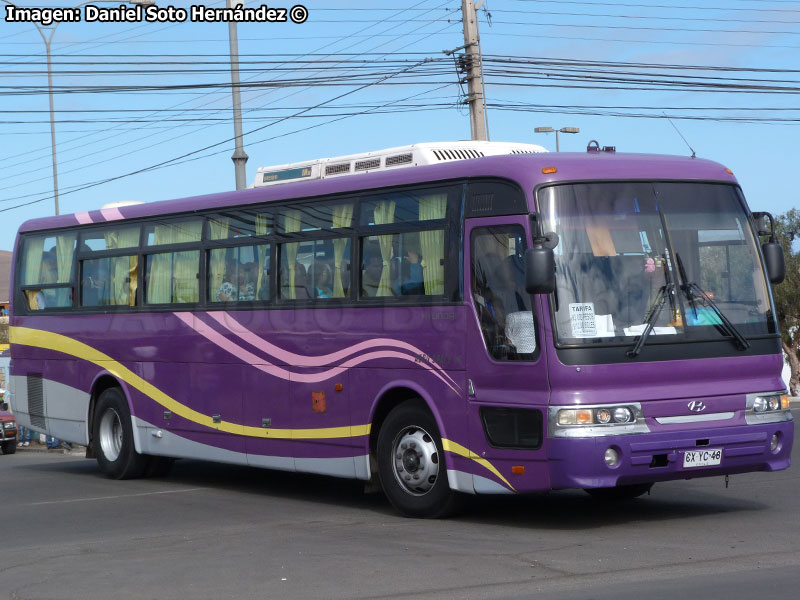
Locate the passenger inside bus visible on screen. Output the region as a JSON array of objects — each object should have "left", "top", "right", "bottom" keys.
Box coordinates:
[
  {"left": 393, "top": 241, "right": 425, "bottom": 296},
  {"left": 361, "top": 248, "right": 383, "bottom": 297}
]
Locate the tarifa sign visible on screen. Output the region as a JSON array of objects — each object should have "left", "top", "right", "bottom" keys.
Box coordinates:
[{"left": 3, "top": 4, "right": 309, "bottom": 25}]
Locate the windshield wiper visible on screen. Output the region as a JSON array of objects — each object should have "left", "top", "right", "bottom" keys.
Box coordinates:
[
  {"left": 675, "top": 253, "right": 750, "bottom": 351},
  {"left": 627, "top": 282, "right": 673, "bottom": 358}
]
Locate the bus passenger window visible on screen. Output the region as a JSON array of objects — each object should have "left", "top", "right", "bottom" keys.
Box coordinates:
[
  {"left": 280, "top": 238, "right": 348, "bottom": 301},
  {"left": 82, "top": 256, "right": 138, "bottom": 307},
  {"left": 146, "top": 251, "right": 199, "bottom": 304},
  {"left": 21, "top": 233, "right": 76, "bottom": 310},
  {"left": 471, "top": 227, "right": 536, "bottom": 360},
  {"left": 360, "top": 230, "right": 444, "bottom": 298},
  {"left": 209, "top": 245, "right": 269, "bottom": 303}
]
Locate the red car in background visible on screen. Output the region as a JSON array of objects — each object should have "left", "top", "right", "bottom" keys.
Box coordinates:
[{"left": 0, "top": 401, "right": 15, "bottom": 455}]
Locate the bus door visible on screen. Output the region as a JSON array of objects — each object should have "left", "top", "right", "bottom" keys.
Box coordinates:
[{"left": 464, "top": 217, "right": 551, "bottom": 493}]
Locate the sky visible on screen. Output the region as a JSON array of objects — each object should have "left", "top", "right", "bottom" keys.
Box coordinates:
[{"left": 1, "top": 0, "right": 799, "bottom": 251}]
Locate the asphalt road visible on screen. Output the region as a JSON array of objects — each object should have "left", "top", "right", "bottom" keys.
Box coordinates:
[{"left": 2, "top": 414, "right": 800, "bottom": 600}]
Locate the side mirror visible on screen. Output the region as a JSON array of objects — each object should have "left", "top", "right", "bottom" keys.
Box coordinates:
[
  {"left": 762, "top": 241, "right": 786, "bottom": 285},
  {"left": 752, "top": 212, "right": 772, "bottom": 237},
  {"left": 525, "top": 233, "right": 557, "bottom": 294}
]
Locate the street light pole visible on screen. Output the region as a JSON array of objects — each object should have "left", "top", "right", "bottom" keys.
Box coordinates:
[
  {"left": 1, "top": 0, "right": 154, "bottom": 215},
  {"left": 534, "top": 126, "right": 580, "bottom": 152},
  {"left": 227, "top": 0, "right": 248, "bottom": 190}
]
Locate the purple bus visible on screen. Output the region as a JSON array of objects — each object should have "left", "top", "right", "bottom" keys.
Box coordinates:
[{"left": 7, "top": 141, "right": 792, "bottom": 517}]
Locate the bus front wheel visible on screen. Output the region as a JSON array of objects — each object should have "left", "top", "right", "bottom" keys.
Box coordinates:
[
  {"left": 376, "top": 400, "right": 460, "bottom": 518},
  {"left": 93, "top": 387, "right": 147, "bottom": 479}
]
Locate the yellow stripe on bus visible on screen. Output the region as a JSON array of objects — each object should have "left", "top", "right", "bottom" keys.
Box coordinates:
[
  {"left": 441, "top": 438, "right": 515, "bottom": 492},
  {"left": 9, "top": 326, "right": 370, "bottom": 440}
]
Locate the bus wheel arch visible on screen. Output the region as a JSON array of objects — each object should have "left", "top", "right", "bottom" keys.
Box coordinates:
[
  {"left": 370, "top": 387, "right": 460, "bottom": 518},
  {"left": 87, "top": 374, "right": 127, "bottom": 457},
  {"left": 92, "top": 385, "right": 148, "bottom": 479}
]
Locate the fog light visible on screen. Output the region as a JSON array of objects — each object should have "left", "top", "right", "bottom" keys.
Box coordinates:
[
  {"left": 753, "top": 397, "right": 768, "bottom": 413},
  {"left": 604, "top": 447, "right": 620, "bottom": 467},
  {"left": 771, "top": 433, "right": 780, "bottom": 453},
  {"left": 596, "top": 409, "right": 612, "bottom": 424},
  {"left": 612, "top": 407, "right": 633, "bottom": 423}
]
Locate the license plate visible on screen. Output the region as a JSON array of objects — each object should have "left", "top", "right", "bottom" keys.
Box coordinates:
[{"left": 683, "top": 449, "right": 722, "bottom": 468}]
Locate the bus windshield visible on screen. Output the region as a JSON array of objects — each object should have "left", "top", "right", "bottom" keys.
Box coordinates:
[{"left": 539, "top": 182, "right": 776, "bottom": 347}]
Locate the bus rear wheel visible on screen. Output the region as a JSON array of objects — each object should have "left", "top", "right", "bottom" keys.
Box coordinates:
[
  {"left": 376, "top": 400, "right": 460, "bottom": 518},
  {"left": 93, "top": 387, "right": 147, "bottom": 479},
  {"left": 1, "top": 440, "right": 16, "bottom": 455}
]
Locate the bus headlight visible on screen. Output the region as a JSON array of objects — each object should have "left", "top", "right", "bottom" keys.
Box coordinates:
[
  {"left": 550, "top": 403, "right": 648, "bottom": 437},
  {"left": 752, "top": 394, "right": 786, "bottom": 414},
  {"left": 612, "top": 407, "right": 633, "bottom": 423},
  {"left": 745, "top": 392, "right": 792, "bottom": 425},
  {"left": 556, "top": 406, "right": 639, "bottom": 426}
]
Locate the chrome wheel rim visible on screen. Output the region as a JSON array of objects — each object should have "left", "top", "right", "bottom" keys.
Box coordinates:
[
  {"left": 391, "top": 425, "right": 440, "bottom": 496},
  {"left": 99, "top": 408, "right": 123, "bottom": 462}
]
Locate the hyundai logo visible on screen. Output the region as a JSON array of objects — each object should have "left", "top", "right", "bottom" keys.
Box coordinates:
[{"left": 688, "top": 401, "right": 706, "bottom": 413}]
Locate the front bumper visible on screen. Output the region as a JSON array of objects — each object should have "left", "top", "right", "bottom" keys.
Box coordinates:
[{"left": 547, "top": 420, "right": 794, "bottom": 490}]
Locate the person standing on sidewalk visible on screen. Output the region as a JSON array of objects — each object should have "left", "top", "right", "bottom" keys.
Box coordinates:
[{"left": 18, "top": 425, "right": 32, "bottom": 447}]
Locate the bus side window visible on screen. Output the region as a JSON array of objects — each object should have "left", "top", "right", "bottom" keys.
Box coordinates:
[{"left": 21, "top": 233, "right": 76, "bottom": 311}]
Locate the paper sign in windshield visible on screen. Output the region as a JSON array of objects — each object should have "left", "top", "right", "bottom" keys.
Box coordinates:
[{"left": 569, "top": 303, "right": 597, "bottom": 337}]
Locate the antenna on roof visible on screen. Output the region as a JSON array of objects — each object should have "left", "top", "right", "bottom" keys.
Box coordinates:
[{"left": 663, "top": 112, "right": 696, "bottom": 159}]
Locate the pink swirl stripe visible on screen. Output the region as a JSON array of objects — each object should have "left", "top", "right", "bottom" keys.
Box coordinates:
[
  {"left": 174, "top": 313, "right": 461, "bottom": 394},
  {"left": 206, "top": 311, "right": 460, "bottom": 391}
]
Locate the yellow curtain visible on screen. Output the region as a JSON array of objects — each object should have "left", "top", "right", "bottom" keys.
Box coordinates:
[
  {"left": 53, "top": 233, "right": 76, "bottom": 306},
  {"left": 332, "top": 204, "right": 353, "bottom": 298},
  {"left": 283, "top": 210, "right": 301, "bottom": 299},
  {"left": 23, "top": 236, "right": 45, "bottom": 285},
  {"left": 104, "top": 227, "right": 140, "bottom": 306},
  {"left": 173, "top": 251, "right": 200, "bottom": 303},
  {"left": 208, "top": 218, "right": 230, "bottom": 300},
  {"left": 149, "top": 220, "right": 201, "bottom": 303},
  {"left": 255, "top": 214, "right": 270, "bottom": 299},
  {"left": 373, "top": 201, "right": 395, "bottom": 297},
  {"left": 55, "top": 233, "right": 75, "bottom": 283},
  {"left": 419, "top": 194, "right": 447, "bottom": 295},
  {"left": 25, "top": 290, "right": 39, "bottom": 310}
]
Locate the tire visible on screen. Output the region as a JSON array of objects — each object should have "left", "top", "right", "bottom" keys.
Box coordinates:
[
  {"left": 93, "top": 387, "right": 147, "bottom": 479},
  {"left": 585, "top": 483, "right": 653, "bottom": 501},
  {"left": 376, "top": 400, "right": 460, "bottom": 518},
  {"left": 144, "top": 455, "right": 174, "bottom": 478},
  {"left": 1, "top": 439, "right": 17, "bottom": 455}
]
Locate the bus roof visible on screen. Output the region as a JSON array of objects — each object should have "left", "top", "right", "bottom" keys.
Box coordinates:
[{"left": 18, "top": 150, "right": 738, "bottom": 234}]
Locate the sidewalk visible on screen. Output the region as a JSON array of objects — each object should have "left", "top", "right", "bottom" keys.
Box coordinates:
[{"left": 15, "top": 442, "right": 84, "bottom": 456}]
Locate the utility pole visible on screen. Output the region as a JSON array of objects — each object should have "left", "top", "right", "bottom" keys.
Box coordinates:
[
  {"left": 228, "top": 0, "right": 248, "bottom": 190},
  {"left": 461, "top": 0, "right": 487, "bottom": 141}
]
